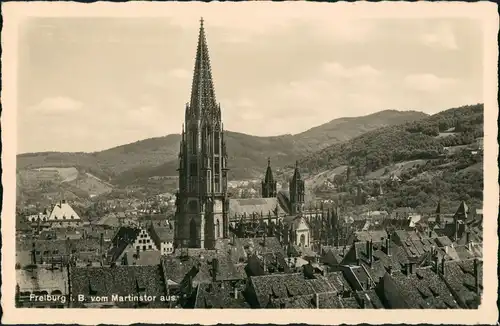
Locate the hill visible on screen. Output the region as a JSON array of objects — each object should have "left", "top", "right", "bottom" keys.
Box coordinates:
[
  {"left": 293, "top": 104, "right": 484, "bottom": 211},
  {"left": 17, "top": 109, "right": 427, "bottom": 193}
]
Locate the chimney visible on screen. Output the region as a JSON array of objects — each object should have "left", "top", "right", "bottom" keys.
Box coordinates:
[
  {"left": 360, "top": 298, "right": 366, "bottom": 309},
  {"left": 409, "top": 262, "right": 415, "bottom": 274},
  {"left": 441, "top": 258, "right": 446, "bottom": 276},
  {"left": 314, "top": 293, "right": 320, "bottom": 309},
  {"left": 234, "top": 287, "right": 239, "bottom": 300},
  {"left": 465, "top": 231, "right": 470, "bottom": 244},
  {"left": 454, "top": 219, "right": 459, "bottom": 242},
  {"left": 365, "top": 240, "right": 370, "bottom": 259},
  {"left": 31, "top": 243, "right": 36, "bottom": 265},
  {"left": 387, "top": 265, "right": 393, "bottom": 275},
  {"left": 473, "top": 259, "right": 480, "bottom": 295},
  {"left": 433, "top": 253, "right": 439, "bottom": 273},
  {"left": 100, "top": 233, "right": 104, "bottom": 254},
  {"left": 212, "top": 258, "right": 219, "bottom": 283},
  {"left": 368, "top": 240, "right": 373, "bottom": 265},
  {"left": 385, "top": 235, "right": 391, "bottom": 256}
]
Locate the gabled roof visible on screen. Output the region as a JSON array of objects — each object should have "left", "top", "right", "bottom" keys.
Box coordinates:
[
  {"left": 147, "top": 223, "right": 174, "bottom": 248},
  {"left": 194, "top": 283, "right": 250, "bottom": 308},
  {"left": 48, "top": 202, "right": 81, "bottom": 221},
  {"left": 162, "top": 250, "right": 246, "bottom": 286},
  {"left": 387, "top": 268, "right": 459, "bottom": 309},
  {"left": 70, "top": 265, "right": 168, "bottom": 308},
  {"left": 248, "top": 272, "right": 348, "bottom": 308},
  {"left": 229, "top": 198, "right": 287, "bottom": 218},
  {"left": 442, "top": 259, "right": 483, "bottom": 308}
]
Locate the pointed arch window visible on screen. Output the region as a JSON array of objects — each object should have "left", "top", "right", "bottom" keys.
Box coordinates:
[
  {"left": 191, "top": 131, "right": 197, "bottom": 154},
  {"left": 216, "top": 220, "right": 220, "bottom": 238},
  {"left": 214, "top": 133, "right": 220, "bottom": 155}
]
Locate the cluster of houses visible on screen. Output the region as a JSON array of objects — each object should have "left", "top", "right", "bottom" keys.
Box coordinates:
[{"left": 16, "top": 197, "right": 483, "bottom": 309}]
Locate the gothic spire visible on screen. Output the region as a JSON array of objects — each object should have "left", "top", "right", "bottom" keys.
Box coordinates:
[
  {"left": 264, "top": 157, "right": 274, "bottom": 183},
  {"left": 189, "top": 17, "right": 217, "bottom": 120},
  {"left": 292, "top": 160, "right": 302, "bottom": 183}
]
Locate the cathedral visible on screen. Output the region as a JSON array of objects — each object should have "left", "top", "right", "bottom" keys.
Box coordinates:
[{"left": 174, "top": 19, "right": 309, "bottom": 249}]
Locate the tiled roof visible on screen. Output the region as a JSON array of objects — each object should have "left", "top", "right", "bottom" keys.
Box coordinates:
[
  {"left": 292, "top": 244, "right": 318, "bottom": 258},
  {"left": 434, "top": 236, "right": 453, "bottom": 247},
  {"left": 194, "top": 283, "right": 250, "bottom": 308},
  {"left": 97, "top": 215, "right": 120, "bottom": 227},
  {"left": 321, "top": 245, "right": 351, "bottom": 266},
  {"left": 388, "top": 268, "right": 459, "bottom": 309},
  {"left": 229, "top": 197, "right": 287, "bottom": 219},
  {"left": 108, "top": 226, "right": 141, "bottom": 262},
  {"left": 248, "top": 273, "right": 317, "bottom": 308},
  {"left": 123, "top": 250, "right": 162, "bottom": 266},
  {"left": 355, "top": 230, "right": 388, "bottom": 242},
  {"left": 147, "top": 223, "right": 174, "bottom": 249},
  {"left": 355, "top": 290, "right": 385, "bottom": 308},
  {"left": 17, "top": 238, "right": 104, "bottom": 257},
  {"left": 442, "top": 260, "right": 483, "bottom": 308},
  {"left": 162, "top": 250, "right": 246, "bottom": 286},
  {"left": 351, "top": 241, "right": 409, "bottom": 270},
  {"left": 70, "top": 265, "right": 169, "bottom": 308}
]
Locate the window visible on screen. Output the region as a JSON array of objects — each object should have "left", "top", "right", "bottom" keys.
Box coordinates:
[
  {"left": 148, "top": 245, "right": 152, "bottom": 249},
  {"left": 214, "top": 133, "right": 220, "bottom": 154},
  {"left": 190, "top": 162, "right": 198, "bottom": 176},
  {"left": 53, "top": 250, "right": 59, "bottom": 255},
  {"left": 43, "top": 251, "right": 49, "bottom": 255},
  {"left": 214, "top": 157, "right": 220, "bottom": 172},
  {"left": 191, "top": 131, "right": 197, "bottom": 154},
  {"left": 143, "top": 246, "right": 146, "bottom": 251},
  {"left": 216, "top": 220, "right": 220, "bottom": 238}
]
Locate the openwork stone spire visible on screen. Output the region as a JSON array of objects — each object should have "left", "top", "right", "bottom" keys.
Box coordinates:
[{"left": 189, "top": 17, "right": 218, "bottom": 122}]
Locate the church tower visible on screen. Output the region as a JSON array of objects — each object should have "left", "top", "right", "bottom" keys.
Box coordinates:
[
  {"left": 175, "top": 18, "right": 229, "bottom": 249},
  {"left": 289, "top": 161, "right": 305, "bottom": 215},
  {"left": 262, "top": 158, "right": 277, "bottom": 198}
]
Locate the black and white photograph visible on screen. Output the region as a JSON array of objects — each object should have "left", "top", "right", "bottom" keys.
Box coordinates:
[{"left": 2, "top": 1, "right": 498, "bottom": 324}]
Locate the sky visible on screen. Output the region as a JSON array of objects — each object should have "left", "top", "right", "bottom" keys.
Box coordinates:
[{"left": 17, "top": 8, "right": 484, "bottom": 153}]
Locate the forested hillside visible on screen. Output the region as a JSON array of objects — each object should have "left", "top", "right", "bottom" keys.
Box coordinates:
[{"left": 294, "top": 104, "right": 484, "bottom": 211}]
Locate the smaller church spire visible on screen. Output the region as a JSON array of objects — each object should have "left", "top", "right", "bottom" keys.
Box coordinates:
[{"left": 262, "top": 157, "right": 276, "bottom": 198}]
